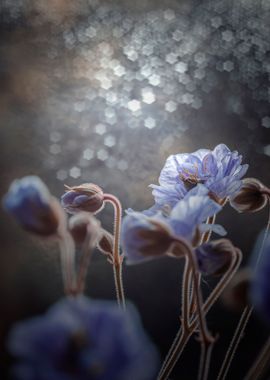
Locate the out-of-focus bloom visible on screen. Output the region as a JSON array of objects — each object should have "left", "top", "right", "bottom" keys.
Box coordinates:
[
  {"left": 250, "top": 231, "right": 270, "bottom": 323},
  {"left": 61, "top": 184, "right": 104, "bottom": 214},
  {"left": 222, "top": 268, "right": 251, "bottom": 311},
  {"left": 151, "top": 144, "right": 248, "bottom": 208},
  {"left": 3, "top": 176, "right": 64, "bottom": 237},
  {"left": 230, "top": 178, "right": 269, "bottom": 213},
  {"left": 195, "top": 239, "right": 235, "bottom": 276},
  {"left": 122, "top": 185, "right": 226, "bottom": 264},
  {"left": 8, "top": 296, "right": 159, "bottom": 380},
  {"left": 68, "top": 212, "right": 101, "bottom": 246}
]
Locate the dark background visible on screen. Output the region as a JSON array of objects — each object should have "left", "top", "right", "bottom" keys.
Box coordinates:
[{"left": 1, "top": 0, "right": 270, "bottom": 379}]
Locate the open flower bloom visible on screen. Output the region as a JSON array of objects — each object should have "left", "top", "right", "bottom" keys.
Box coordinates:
[
  {"left": 8, "top": 296, "right": 159, "bottom": 380},
  {"left": 61, "top": 184, "right": 104, "bottom": 214},
  {"left": 3, "top": 176, "right": 64, "bottom": 237},
  {"left": 122, "top": 185, "right": 226, "bottom": 264},
  {"left": 250, "top": 231, "right": 270, "bottom": 324},
  {"left": 150, "top": 144, "right": 248, "bottom": 208}
]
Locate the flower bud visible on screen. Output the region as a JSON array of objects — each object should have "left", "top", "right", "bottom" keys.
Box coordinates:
[
  {"left": 230, "top": 178, "right": 268, "bottom": 213},
  {"left": 195, "top": 239, "right": 234, "bottom": 276},
  {"left": 3, "top": 176, "right": 64, "bottom": 237},
  {"left": 61, "top": 183, "right": 104, "bottom": 214},
  {"left": 68, "top": 212, "right": 101, "bottom": 246},
  {"left": 121, "top": 212, "right": 173, "bottom": 265},
  {"left": 97, "top": 229, "right": 114, "bottom": 257}
]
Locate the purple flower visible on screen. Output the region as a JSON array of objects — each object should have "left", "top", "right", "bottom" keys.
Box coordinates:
[
  {"left": 3, "top": 176, "right": 63, "bottom": 237},
  {"left": 122, "top": 185, "right": 226, "bottom": 264},
  {"left": 250, "top": 231, "right": 270, "bottom": 323},
  {"left": 61, "top": 184, "right": 104, "bottom": 214},
  {"left": 151, "top": 144, "right": 248, "bottom": 208},
  {"left": 8, "top": 296, "right": 159, "bottom": 380},
  {"left": 195, "top": 239, "right": 235, "bottom": 276}
]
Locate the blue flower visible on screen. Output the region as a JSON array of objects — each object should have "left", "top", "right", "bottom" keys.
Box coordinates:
[
  {"left": 61, "top": 184, "right": 104, "bottom": 214},
  {"left": 250, "top": 231, "right": 270, "bottom": 323},
  {"left": 3, "top": 176, "right": 63, "bottom": 237},
  {"left": 122, "top": 185, "right": 226, "bottom": 264},
  {"left": 151, "top": 144, "right": 248, "bottom": 208},
  {"left": 8, "top": 296, "right": 159, "bottom": 380}
]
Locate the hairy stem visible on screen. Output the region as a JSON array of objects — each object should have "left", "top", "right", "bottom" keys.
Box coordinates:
[
  {"left": 158, "top": 247, "right": 242, "bottom": 380},
  {"left": 104, "top": 194, "right": 126, "bottom": 309}
]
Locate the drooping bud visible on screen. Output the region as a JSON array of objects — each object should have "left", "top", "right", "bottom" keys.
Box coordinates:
[
  {"left": 68, "top": 212, "right": 101, "bottom": 246},
  {"left": 61, "top": 183, "right": 104, "bottom": 214},
  {"left": 230, "top": 178, "right": 269, "bottom": 213},
  {"left": 97, "top": 229, "right": 114, "bottom": 257},
  {"left": 3, "top": 176, "right": 64, "bottom": 237},
  {"left": 195, "top": 239, "right": 235, "bottom": 276},
  {"left": 222, "top": 269, "right": 251, "bottom": 311},
  {"left": 121, "top": 212, "right": 173, "bottom": 265}
]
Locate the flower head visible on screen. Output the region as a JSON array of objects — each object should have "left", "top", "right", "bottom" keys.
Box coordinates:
[
  {"left": 61, "top": 184, "right": 104, "bottom": 214},
  {"left": 195, "top": 239, "right": 235, "bottom": 276},
  {"left": 230, "top": 178, "right": 269, "bottom": 213},
  {"left": 8, "top": 296, "right": 159, "bottom": 380},
  {"left": 151, "top": 144, "right": 248, "bottom": 208},
  {"left": 122, "top": 185, "right": 226, "bottom": 264},
  {"left": 3, "top": 176, "right": 64, "bottom": 237}
]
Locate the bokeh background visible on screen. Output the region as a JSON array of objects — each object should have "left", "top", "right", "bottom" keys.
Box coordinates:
[{"left": 1, "top": 0, "right": 270, "bottom": 379}]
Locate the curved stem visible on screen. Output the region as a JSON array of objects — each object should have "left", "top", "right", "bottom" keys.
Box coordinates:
[
  {"left": 217, "top": 199, "right": 270, "bottom": 380},
  {"left": 158, "top": 247, "right": 242, "bottom": 380},
  {"left": 104, "top": 194, "right": 126, "bottom": 309}
]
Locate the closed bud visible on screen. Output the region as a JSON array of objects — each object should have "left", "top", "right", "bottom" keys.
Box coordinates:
[
  {"left": 195, "top": 239, "right": 235, "bottom": 276},
  {"left": 3, "top": 176, "right": 65, "bottom": 237},
  {"left": 121, "top": 212, "right": 173, "bottom": 265},
  {"left": 61, "top": 183, "right": 104, "bottom": 214},
  {"left": 69, "top": 212, "right": 101, "bottom": 245},
  {"left": 230, "top": 178, "right": 269, "bottom": 213},
  {"left": 97, "top": 229, "right": 114, "bottom": 257}
]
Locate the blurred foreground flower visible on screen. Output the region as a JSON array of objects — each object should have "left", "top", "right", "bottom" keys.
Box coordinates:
[
  {"left": 8, "top": 296, "right": 159, "bottom": 380},
  {"left": 3, "top": 176, "right": 64, "bottom": 237},
  {"left": 122, "top": 185, "right": 225, "bottom": 264},
  {"left": 61, "top": 184, "right": 104, "bottom": 214},
  {"left": 151, "top": 144, "right": 248, "bottom": 208},
  {"left": 250, "top": 231, "right": 270, "bottom": 323}
]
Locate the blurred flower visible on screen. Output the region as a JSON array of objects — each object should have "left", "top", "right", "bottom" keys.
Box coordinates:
[
  {"left": 8, "top": 296, "right": 159, "bottom": 380},
  {"left": 68, "top": 212, "right": 101, "bottom": 246},
  {"left": 222, "top": 268, "right": 251, "bottom": 311},
  {"left": 151, "top": 144, "right": 248, "bottom": 207},
  {"left": 230, "top": 178, "right": 269, "bottom": 213},
  {"left": 3, "top": 176, "right": 64, "bottom": 237},
  {"left": 61, "top": 184, "right": 104, "bottom": 214},
  {"left": 250, "top": 231, "right": 270, "bottom": 323},
  {"left": 122, "top": 185, "right": 226, "bottom": 264},
  {"left": 195, "top": 239, "right": 235, "bottom": 276}
]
